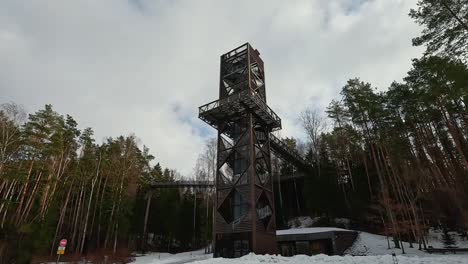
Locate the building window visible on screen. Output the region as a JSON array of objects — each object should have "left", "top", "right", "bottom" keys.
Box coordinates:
[{"left": 295, "top": 241, "right": 310, "bottom": 255}]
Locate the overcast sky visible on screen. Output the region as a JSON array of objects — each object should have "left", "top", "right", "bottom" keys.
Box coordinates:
[{"left": 0, "top": 0, "right": 424, "bottom": 175}]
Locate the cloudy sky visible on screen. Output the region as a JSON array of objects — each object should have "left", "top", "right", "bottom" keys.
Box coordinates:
[{"left": 1, "top": 0, "right": 424, "bottom": 175}]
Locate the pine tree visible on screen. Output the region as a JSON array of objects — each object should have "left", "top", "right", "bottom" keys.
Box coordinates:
[
  {"left": 410, "top": 0, "right": 468, "bottom": 59},
  {"left": 442, "top": 229, "right": 457, "bottom": 248}
]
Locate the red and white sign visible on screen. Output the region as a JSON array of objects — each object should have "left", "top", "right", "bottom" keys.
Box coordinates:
[
  {"left": 59, "top": 239, "right": 67, "bottom": 247},
  {"left": 57, "top": 239, "right": 67, "bottom": 255}
]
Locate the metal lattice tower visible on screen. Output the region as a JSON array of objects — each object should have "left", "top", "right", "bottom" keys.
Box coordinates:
[{"left": 199, "top": 43, "right": 293, "bottom": 257}]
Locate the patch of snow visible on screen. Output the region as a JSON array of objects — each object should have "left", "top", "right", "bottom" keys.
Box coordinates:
[
  {"left": 287, "top": 216, "right": 320, "bottom": 228},
  {"left": 334, "top": 218, "right": 351, "bottom": 229},
  {"left": 277, "top": 227, "right": 351, "bottom": 235},
  {"left": 334, "top": 218, "right": 350, "bottom": 224},
  {"left": 287, "top": 216, "right": 352, "bottom": 229}
]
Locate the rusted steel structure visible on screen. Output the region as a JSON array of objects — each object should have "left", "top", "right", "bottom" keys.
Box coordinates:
[{"left": 198, "top": 43, "right": 311, "bottom": 258}]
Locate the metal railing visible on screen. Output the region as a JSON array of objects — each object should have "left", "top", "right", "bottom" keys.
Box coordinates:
[
  {"left": 199, "top": 89, "right": 248, "bottom": 113},
  {"left": 199, "top": 89, "right": 281, "bottom": 128},
  {"left": 222, "top": 43, "right": 248, "bottom": 60},
  {"left": 250, "top": 90, "right": 281, "bottom": 125}
]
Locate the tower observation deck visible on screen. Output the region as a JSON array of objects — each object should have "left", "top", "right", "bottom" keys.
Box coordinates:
[{"left": 198, "top": 43, "right": 312, "bottom": 258}]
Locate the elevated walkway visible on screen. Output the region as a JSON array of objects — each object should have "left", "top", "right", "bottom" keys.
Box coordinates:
[
  {"left": 150, "top": 180, "right": 214, "bottom": 188},
  {"left": 270, "top": 134, "right": 312, "bottom": 171},
  {"left": 150, "top": 170, "right": 307, "bottom": 189}
]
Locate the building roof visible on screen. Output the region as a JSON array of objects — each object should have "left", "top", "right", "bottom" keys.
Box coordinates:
[{"left": 276, "top": 227, "right": 352, "bottom": 236}]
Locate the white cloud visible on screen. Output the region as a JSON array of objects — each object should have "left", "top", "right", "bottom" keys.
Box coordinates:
[{"left": 0, "top": 0, "right": 423, "bottom": 175}]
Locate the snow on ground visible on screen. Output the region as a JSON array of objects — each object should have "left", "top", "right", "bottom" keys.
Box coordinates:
[
  {"left": 133, "top": 252, "right": 468, "bottom": 264},
  {"left": 186, "top": 253, "right": 466, "bottom": 264},
  {"left": 133, "top": 228, "right": 468, "bottom": 263},
  {"left": 133, "top": 249, "right": 212, "bottom": 264}
]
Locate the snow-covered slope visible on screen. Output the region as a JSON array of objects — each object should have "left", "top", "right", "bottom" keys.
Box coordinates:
[
  {"left": 347, "top": 230, "right": 468, "bottom": 256},
  {"left": 346, "top": 231, "right": 427, "bottom": 256}
]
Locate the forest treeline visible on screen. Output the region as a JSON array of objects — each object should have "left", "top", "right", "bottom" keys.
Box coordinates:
[
  {"left": 0, "top": 103, "right": 213, "bottom": 263},
  {"left": 299, "top": 0, "right": 468, "bottom": 252},
  {"left": 300, "top": 55, "right": 468, "bottom": 251}
]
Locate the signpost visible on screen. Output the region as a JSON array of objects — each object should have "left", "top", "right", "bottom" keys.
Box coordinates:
[{"left": 56, "top": 239, "right": 67, "bottom": 264}]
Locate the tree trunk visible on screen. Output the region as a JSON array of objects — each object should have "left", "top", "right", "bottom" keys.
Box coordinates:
[
  {"left": 80, "top": 159, "right": 100, "bottom": 254},
  {"left": 142, "top": 190, "right": 153, "bottom": 253}
]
